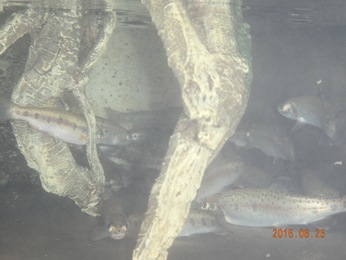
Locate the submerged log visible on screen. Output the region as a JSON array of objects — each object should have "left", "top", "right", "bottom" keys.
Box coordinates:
[
  {"left": 2, "top": 8, "right": 116, "bottom": 216},
  {"left": 133, "top": 0, "right": 252, "bottom": 259}
]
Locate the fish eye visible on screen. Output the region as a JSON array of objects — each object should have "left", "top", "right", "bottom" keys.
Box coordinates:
[
  {"left": 120, "top": 225, "right": 127, "bottom": 233},
  {"left": 200, "top": 202, "right": 210, "bottom": 210},
  {"left": 281, "top": 103, "right": 291, "bottom": 113},
  {"left": 108, "top": 225, "right": 116, "bottom": 232},
  {"left": 131, "top": 133, "right": 140, "bottom": 140}
]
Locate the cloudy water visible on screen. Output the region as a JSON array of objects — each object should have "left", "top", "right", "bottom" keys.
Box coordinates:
[{"left": 1, "top": 1, "right": 346, "bottom": 260}]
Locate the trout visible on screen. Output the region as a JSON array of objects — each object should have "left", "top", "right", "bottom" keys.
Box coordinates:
[
  {"left": 0, "top": 99, "right": 142, "bottom": 145},
  {"left": 90, "top": 195, "right": 128, "bottom": 241},
  {"left": 178, "top": 208, "right": 226, "bottom": 237},
  {"left": 206, "top": 188, "right": 346, "bottom": 227},
  {"left": 278, "top": 95, "right": 334, "bottom": 133}
]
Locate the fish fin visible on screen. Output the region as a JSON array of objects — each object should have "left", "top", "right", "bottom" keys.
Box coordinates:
[
  {"left": 90, "top": 227, "right": 110, "bottom": 241},
  {"left": 269, "top": 176, "right": 301, "bottom": 194},
  {"left": 125, "top": 217, "right": 142, "bottom": 241},
  {"left": 104, "top": 108, "right": 140, "bottom": 131},
  {"left": 213, "top": 227, "right": 228, "bottom": 236},
  {"left": 309, "top": 217, "right": 336, "bottom": 231},
  {"left": 313, "top": 82, "right": 330, "bottom": 108},
  {"left": 0, "top": 98, "right": 11, "bottom": 122},
  {"left": 290, "top": 121, "right": 304, "bottom": 133},
  {"left": 317, "top": 89, "right": 327, "bottom": 105},
  {"left": 215, "top": 213, "right": 235, "bottom": 235}
]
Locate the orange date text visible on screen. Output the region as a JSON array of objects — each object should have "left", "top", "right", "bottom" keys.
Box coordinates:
[{"left": 272, "top": 228, "right": 325, "bottom": 239}]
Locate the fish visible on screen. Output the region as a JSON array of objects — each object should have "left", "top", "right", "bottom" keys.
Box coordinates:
[
  {"left": 324, "top": 110, "right": 346, "bottom": 146},
  {"left": 268, "top": 176, "right": 301, "bottom": 195},
  {"left": 195, "top": 156, "right": 243, "bottom": 202},
  {"left": 99, "top": 126, "right": 171, "bottom": 171},
  {"left": 124, "top": 213, "right": 145, "bottom": 240},
  {"left": 229, "top": 123, "right": 295, "bottom": 163},
  {"left": 90, "top": 195, "right": 128, "bottom": 241},
  {"left": 277, "top": 95, "right": 334, "bottom": 133},
  {"left": 178, "top": 208, "right": 226, "bottom": 237},
  {"left": 101, "top": 156, "right": 134, "bottom": 193},
  {"left": 205, "top": 188, "right": 346, "bottom": 227},
  {"left": 0, "top": 98, "right": 143, "bottom": 146},
  {"left": 228, "top": 131, "right": 249, "bottom": 148},
  {"left": 96, "top": 116, "right": 147, "bottom": 146},
  {"left": 233, "top": 164, "right": 275, "bottom": 189},
  {"left": 301, "top": 167, "right": 339, "bottom": 199},
  {"left": 105, "top": 106, "right": 182, "bottom": 131}
]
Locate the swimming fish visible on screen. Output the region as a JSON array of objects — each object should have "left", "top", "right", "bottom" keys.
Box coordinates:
[
  {"left": 228, "top": 131, "right": 249, "bottom": 148},
  {"left": 324, "top": 110, "right": 346, "bottom": 146},
  {"left": 229, "top": 123, "right": 295, "bottom": 163},
  {"left": 278, "top": 95, "right": 334, "bottom": 133},
  {"left": 106, "top": 106, "right": 182, "bottom": 131},
  {"left": 205, "top": 188, "right": 346, "bottom": 227},
  {"left": 123, "top": 213, "right": 144, "bottom": 240},
  {"left": 101, "top": 156, "right": 134, "bottom": 193},
  {"left": 96, "top": 116, "right": 146, "bottom": 145},
  {"left": 195, "top": 157, "right": 243, "bottom": 202},
  {"left": 268, "top": 176, "right": 301, "bottom": 195},
  {"left": 0, "top": 99, "right": 142, "bottom": 145},
  {"left": 90, "top": 195, "right": 128, "bottom": 241},
  {"left": 178, "top": 208, "right": 226, "bottom": 237},
  {"left": 300, "top": 167, "right": 339, "bottom": 199},
  {"left": 233, "top": 164, "right": 275, "bottom": 189}
]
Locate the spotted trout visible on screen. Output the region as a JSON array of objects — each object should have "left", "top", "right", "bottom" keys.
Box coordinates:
[
  {"left": 195, "top": 157, "right": 243, "bottom": 202},
  {"left": 205, "top": 188, "right": 346, "bottom": 227},
  {"left": 0, "top": 99, "right": 143, "bottom": 145}
]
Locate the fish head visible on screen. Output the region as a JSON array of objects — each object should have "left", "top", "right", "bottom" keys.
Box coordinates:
[
  {"left": 90, "top": 222, "right": 127, "bottom": 241},
  {"left": 278, "top": 96, "right": 333, "bottom": 130},
  {"left": 200, "top": 198, "right": 219, "bottom": 212},
  {"left": 228, "top": 131, "right": 249, "bottom": 147},
  {"left": 99, "top": 127, "right": 130, "bottom": 145},
  {"left": 108, "top": 223, "right": 127, "bottom": 240},
  {"left": 278, "top": 100, "right": 299, "bottom": 121}
]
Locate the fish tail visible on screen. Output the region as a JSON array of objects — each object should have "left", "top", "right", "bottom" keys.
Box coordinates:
[
  {"left": 90, "top": 227, "right": 110, "bottom": 241},
  {"left": 0, "top": 98, "right": 12, "bottom": 122}
]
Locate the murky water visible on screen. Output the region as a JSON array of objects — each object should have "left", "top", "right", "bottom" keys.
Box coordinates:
[{"left": 1, "top": 0, "right": 346, "bottom": 259}]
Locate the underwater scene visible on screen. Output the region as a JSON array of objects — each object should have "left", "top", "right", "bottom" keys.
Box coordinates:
[{"left": 1, "top": 0, "right": 346, "bottom": 259}]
